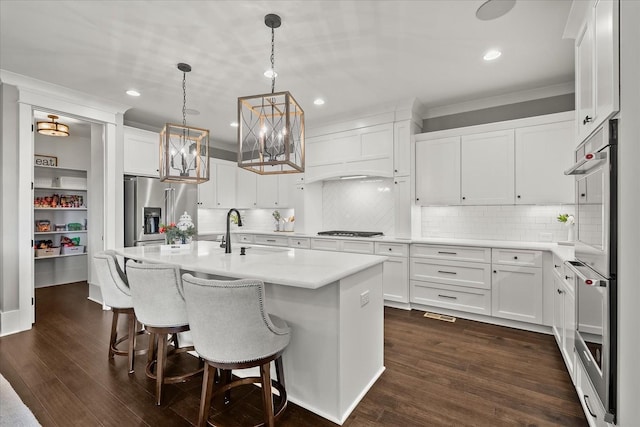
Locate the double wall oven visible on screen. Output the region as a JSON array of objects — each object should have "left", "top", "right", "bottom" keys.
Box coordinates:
[{"left": 564, "top": 119, "right": 617, "bottom": 423}]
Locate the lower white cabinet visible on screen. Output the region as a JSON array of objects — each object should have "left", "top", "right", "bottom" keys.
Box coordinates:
[
  {"left": 375, "top": 242, "right": 409, "bottom": 304},
  {"left": 253, "top": 234, "right": 288, "bottom": 247},
  {"left": 491, "top": 264, "right": 543, "bottom": 324},
  {"left": 553, "top": 270, "right": 576, "bottom": 382},
  {"left": 576, "top": 359, "right": 609, "bottom": 427}
]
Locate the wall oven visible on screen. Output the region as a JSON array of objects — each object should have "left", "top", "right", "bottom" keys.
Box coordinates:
[{"left": 564, "top": 119, "right": 617, "bottom": 423}]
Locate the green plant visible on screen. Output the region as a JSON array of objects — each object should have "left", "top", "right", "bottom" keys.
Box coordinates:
[
  {"left": 556, "top": 213, "right": 575, "bottom": 225},
  {"left": 272, "top": 210, "right": 281, "bottom": 222},
  {"left": 160, "top": 222, "right": 196, "bottom": 244},
  {"left": 230, "top": 212, "right": 240, "bottom": 225}
]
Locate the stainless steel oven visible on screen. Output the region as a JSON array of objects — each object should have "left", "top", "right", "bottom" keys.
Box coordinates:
[{"left": 564, "top": 119, "right": 617, "bottom": 423}]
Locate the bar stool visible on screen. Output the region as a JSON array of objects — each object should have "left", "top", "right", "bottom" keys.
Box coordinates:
[
  {"left": 181, "top": 274, "right": 290, "bottom": 427},
  {"left": 94, "top": 251, "right": 145, "bottom": 373},
  {"left": 125, "top": 261, "right": 203, "bottom": 405}
]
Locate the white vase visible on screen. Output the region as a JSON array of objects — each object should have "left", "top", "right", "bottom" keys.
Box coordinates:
[{"left": 567, "top": 224, "right": 576, "bottom": 242}]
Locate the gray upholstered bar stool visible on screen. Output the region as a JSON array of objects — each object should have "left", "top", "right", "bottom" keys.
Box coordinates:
[
  {"left": 182, "top": 274, "right": 291, "bottom": 427},
  {"left": 125, "top": 261, "right": 203, "bottom": 405},
  {"left": 94, "top": 251, "right": 145, "bottom": 374}
]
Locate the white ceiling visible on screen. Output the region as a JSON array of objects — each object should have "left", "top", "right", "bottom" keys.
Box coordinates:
[{"left": 0, "top": 0, "right": 574, "bottom": 149}]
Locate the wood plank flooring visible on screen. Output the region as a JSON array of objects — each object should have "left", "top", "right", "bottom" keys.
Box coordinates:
[{"left": 0, "top": 282, "right": 587, "bottom": 426}]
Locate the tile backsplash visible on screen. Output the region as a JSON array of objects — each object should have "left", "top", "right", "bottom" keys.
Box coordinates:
[
  {"left": 198, "top": 208, "right": 294, "bottom": 234},
  {"left": 322, "top": 178, "right": 395, "bottom": 235},
  {"left": 421, "top": 205, "right": 576, "bottom": 242}
]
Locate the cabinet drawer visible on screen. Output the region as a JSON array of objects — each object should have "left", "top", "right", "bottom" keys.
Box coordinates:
[
  {"left": 552, "top": 253, "right": 564, "bottom": 276},
  {"left": 410, "top": 244, "right": 491, "bottom": 263},
  {"left": 375, "top": 242, "right": 408, "bottom": 257},
  {"left": 254, "top": 235, "right": 289, "bottom": 247},
  {"left": 492, "top": 249, "right": 542, "bottom": 267},
  {"left": 236, "top": 234, "right": 254, "bottom": 244},
  {"left": 311, "top": 238, "right": 340, "bottom": 251},
  {"left": 410, "top": 280, "right": 491, "bottom": 316},
  {"left": 410, "top": 259, "right": 491, "bottom": 290},
  {"left": 342, "top": 240, "right": 374, "bottom": 254},
  {"left": 562, "top": 264, "right": 576, "bottom": 294},
  {"left": 576, "top": 361, "right": 607, "bottom": 427},
  {"left": 288, "top": 237, "right": 310, "bottom": 249}
]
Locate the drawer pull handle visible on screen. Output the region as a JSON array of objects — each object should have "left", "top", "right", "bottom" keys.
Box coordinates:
[
  {"left": 438, "top": 270, "right": 457, "bottom": 275},
  {"left": 554, "top": 264, "right": 560, "bottom": 268},
  {"left": 438, "top": 251, "right": 457, "bottom": 255},
  {"left": 266, "top": 239, "right": 276, "bottom": 243},
  {"left": 583, "top": 395, "right": 597, "bottom": 418},
  {"left": 437, "top": 294, "right": 457, "bottom": 300},
  {"left": 565, "top": 275, "right": 572, "bottom": 281},
  {"left": 297, "top": 242, "right": 301, "bottom": 245},
  {"left": 557, "top": 288, "right": 563, "bottom": 295}
]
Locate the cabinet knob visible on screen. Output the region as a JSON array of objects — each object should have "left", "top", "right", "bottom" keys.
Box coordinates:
[
  {"left": 493, "top": 270, "right": 497, "bottom": 273},
  {"left": 462, "top": 196, "right": 466, "bottom": 200},
  {"left": 581, "top": 193, "right": 586, "bottom": 198},
  {"left": 565, "top": 275, "right": 571, "bottom": 280},
  {"left": 554, "top": 264, "right": 560, "bottom": 268},
  {"left": 513, "top": 256, "right": 518, "bottom": 260},
  {"left": 394, "top": 181, "right": 398, "bottom": 184},
  {"left": 394, "top": 169, "right": 398, "bottom": 173},
  {"left": 517, "top": 195, "right": 521, "bottom": 199},
  {"left": 583, "top": 115, "right": 593, "bottom": 125},
  {"left": 416, "top": 198, "right": 420, "bottom": 201},
  {"left": 557, "top": 288, "right": 563, "bottom": 295},
  {"left": 388, "top": 248, "right": 392, "bottom": 251}
]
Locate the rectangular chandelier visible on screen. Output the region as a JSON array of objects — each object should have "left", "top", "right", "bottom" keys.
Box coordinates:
[
  {"left": 159, "top": 123, "right": 210, "bottom": 183},
  {"left": 237, "top": 90, "right": 304, "bottom": 175}
]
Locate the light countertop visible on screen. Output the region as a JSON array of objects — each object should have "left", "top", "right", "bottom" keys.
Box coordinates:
[{"left": 114, "top": 241, "right": 387, "bottom": 290}]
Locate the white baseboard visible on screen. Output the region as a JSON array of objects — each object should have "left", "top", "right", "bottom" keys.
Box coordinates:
[{"left": 0, "top": 309, "right": 31, "bottom": 337}]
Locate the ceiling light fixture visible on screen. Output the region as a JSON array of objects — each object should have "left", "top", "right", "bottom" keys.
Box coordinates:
[
  {"left": 37, "top": 114, "right": 69, "bottom": 137},
  {"left": 159, "top": 63, "right": 210, "bottom": 183},
  {"left": 475, "top": 0, "right": 516, "bottom": 21},
  {"left": 263, "top": 69, "right": 278, "bottom": 78},
  {"left": 126, "top": 89, "right": 141, "bottom": 97},
  {"left": 483, "top": 50, "right": 502, "bottom": 61},
  {"left": 238, "top": 13, "right": 305, "bottom": 175},
  {"left": 313, "top": 99, "right": 325, "bottom": 106}
]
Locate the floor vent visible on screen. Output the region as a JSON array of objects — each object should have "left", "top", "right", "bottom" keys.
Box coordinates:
[{"left": 423, "top": 312, "right": 456, "bottom": 323}]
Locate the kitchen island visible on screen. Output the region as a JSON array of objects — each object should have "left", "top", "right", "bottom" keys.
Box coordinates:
[{"left": 114, "top": 241, "right": 386, "bottom": 424}]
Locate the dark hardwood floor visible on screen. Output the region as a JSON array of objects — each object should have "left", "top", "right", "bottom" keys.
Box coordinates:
[{"left": 0, "top": 282, "right": 587, "bottom": 426}]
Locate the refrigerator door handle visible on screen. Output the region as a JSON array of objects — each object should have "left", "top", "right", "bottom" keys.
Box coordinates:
[{"left": 164, "top": 187, "right": 175, "bottom": 225}]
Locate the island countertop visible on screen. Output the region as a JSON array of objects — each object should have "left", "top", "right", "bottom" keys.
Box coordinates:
[{"left": 114, "top": 241, "right": 387, "bottom": 290}]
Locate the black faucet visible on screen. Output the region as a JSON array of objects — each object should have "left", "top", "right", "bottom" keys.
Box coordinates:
[{"left": 225, "top": 209, "right": 243, "bottom": 254}]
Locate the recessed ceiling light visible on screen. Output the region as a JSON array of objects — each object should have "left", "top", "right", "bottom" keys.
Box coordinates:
[
  {"left": 483, "top": 50, "right": 502, "bottom": 61},
  {"left": 126, "top": 89, "right": 141, "bottom": 97},
  {"left": 264, "top": 69, "right": 278, "bottom": 78},
  {"left": 313, "top": 99, "right": 325, "bottom": 106},
  {"left": 230, "top": 122, "right": 239, "bottom": 128},
  {"left": 476, "top": 0, "right": 516, "bottom": 21},
  {"left": 185, "top": 108, "right": 200, "bottom": 115}
]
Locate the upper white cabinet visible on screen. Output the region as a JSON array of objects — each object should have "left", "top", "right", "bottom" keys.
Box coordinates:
[
  {"left": 197, "top": 159, "right": 237, "bottom": 209},
  {"left": 236, "top": 167, "right": 257, "bottom": 208},
  {"left": 575, "top": 0, "right": 619, "bottom": 143},
  {"left": 515, "top": 120, "right": 575, "bottom": 204},
  {"left": 123, "top": 126, "right": 159, "bottom": 177},
  {"left": 255, "top": 173, "right": 296, "bottom": 208},
  {"left": 461, "top": 130, "right": 514, "bottom": 205},
  {"left": 305, "top": 123, "right": 394, "bottom": 182},
  {"left": 415, "top": 136, "right": 460, "bottom": 205},
  {"left": 393, "top": 120, "right": 416, "bottom": 176}
]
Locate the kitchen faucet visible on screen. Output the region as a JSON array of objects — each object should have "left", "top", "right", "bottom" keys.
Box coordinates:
[{"left": 225, "top": 209, "right": 243, "bottom": 254}]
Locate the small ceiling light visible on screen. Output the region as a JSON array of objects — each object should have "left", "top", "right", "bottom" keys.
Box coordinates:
[
  {"left": 476, "top": 0, "right": 516, "bottom": 21},
  {"left": 238, "top": 13, "right": 305, "bottom": 175},
  {"left": 37, "top": 115, "right": 69, "bottom": 137},
  {"left": 159, "top": 63, "right": 210, "bottom": 184},
  {"left": 313, "top": 98, "right": 325, "bottom": 106},
  {"left": 483, "top": 50, "right": 502, "bottom": 61},
  {"left": 263, "top": 69, "right": 278, "bottom": 78},
  {"left": 230, "top": 122, "right": 239, "bottom": 128},
  {"left": 126, "top": 89, "right": 141, "bottom": 97}
]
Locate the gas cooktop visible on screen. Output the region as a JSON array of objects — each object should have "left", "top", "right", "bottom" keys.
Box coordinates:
[{"left": 317, "top": 230, "right": 384, "bottom": 238}]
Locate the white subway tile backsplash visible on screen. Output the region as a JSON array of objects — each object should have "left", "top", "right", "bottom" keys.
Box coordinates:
[
  {"left": 421, "top": 205, "right": 575, "bottom": 242},
  {"left": 198, "top": 208, "right": 294, "bottom": 234}
]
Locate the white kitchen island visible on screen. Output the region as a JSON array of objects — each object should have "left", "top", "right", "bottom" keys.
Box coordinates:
[{"left": 114, "top": 241, "right": 386, "bottom": 424}]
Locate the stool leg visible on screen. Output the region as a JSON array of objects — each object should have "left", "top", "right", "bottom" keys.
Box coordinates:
[
  {"left": 155, "top": 335, "right": 167, "bottom": 405},
  {"left": 147, "top": 332, "right": 156, "bottom": 365},
  {"left": 198, "top": 363, "right": 215, "bottom": 427},
  {"left": 127, "top": 313, "right": 136, "bottom": 374},
  {"left": 260, "top": 362, "right": 275, "bottom": 427},
  {"left": 108, "top": 310, "right": 119, "bottom": 359},
  {"left": 274, "top": 356, "right": 285, "bottom": 390}
]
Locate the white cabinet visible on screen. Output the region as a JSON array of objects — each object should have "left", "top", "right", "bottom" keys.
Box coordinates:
[
  {"left": 575, "top": 0, "right": 619, "bottom": 143},
  {"left": 236, "top": 167, "right": 257, "bottom": 208},
  {"left": 415, "top": 136, "right": 460, "bottom": 205},
  {"left": 515, "top": 121, "right": 575, "bottom": 204},
  {"left": 305, "top": 123, "right": 394, "bottom": 182},
  {"left": 123, "top": 126, "right": 159, "bottom": 177},
  {"left": 381, "top": 256, "right": 409, "bottom": 304},
  {"left": 256, "top": 174, "right": 295, "bottom": 208},
  {"left": 576, "top": 359, "right": 609, "bottom": 427},
  {"left": 393, "top": 120, "right": 415, "bottom": 176},
  {"left": 491, "top": 249, "right": 543, "bottom": 324},
  {"left": 553, "top": 269, "right": 576, "bottom": 383},
  {"left": 393, "top": 176, "right": 411, "bottom": 238},
  {"left": 197, "top": 160, "right": 237, "bottom": 209},
  {"left": 461, "top": 130, "right": 515, "bottom": 205}
]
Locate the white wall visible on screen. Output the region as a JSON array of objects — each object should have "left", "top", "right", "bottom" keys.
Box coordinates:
[
  {"left": 34, "top": 129, "right": 90, "bottom": 170},
  {"left": 421, "top": 205, "right": 575, "bottom": 242}
]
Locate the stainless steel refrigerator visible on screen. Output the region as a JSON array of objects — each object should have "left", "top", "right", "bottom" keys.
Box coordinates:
[{"left": 124, "top": 176, "right": 198, "bottom": 246}]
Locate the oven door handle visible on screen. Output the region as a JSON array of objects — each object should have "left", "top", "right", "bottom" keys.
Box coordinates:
[{"left": 564, "top": 152, "right": 607, "bottom": 175}]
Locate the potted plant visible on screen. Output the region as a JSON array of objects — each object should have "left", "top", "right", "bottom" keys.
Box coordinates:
[
  {"left": 272, "top": 210, "right": 282, "bottom": 231},
  {"left": 557, "top": 213, "right": 575, "bottom": 242}
]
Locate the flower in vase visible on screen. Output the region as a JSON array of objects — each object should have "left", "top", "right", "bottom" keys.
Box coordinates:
[
  {"left": 557, "top": 213, "right": 575, "bottom": 225},
  {"left": 160, "top": 222, "right": 196, "bottom": 244}
]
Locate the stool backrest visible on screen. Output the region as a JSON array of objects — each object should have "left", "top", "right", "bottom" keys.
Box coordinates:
[
  {"left": 94, "top": 251, "right": 131, "bottom": 309},
  {"left": 125, "top": 261, "right": 188, "bottom": 328},
  {"left": 181, "top": 274, "right": 290, "bottom": 364}
]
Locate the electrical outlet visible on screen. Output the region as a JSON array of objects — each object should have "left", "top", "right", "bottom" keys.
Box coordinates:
[{"left": 360, "top": 290, "right": 370, "bottom": 307}]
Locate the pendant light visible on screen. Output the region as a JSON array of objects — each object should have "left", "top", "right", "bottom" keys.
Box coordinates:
[
  {"left": 159, "top": 63, "right": 210, "bottom": 183},
  {"left": 238, "top": 13, "right": 305, "bottom": 175},
  {"left": 37, "top": 115, "right": 69, "bottom": 137}
]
